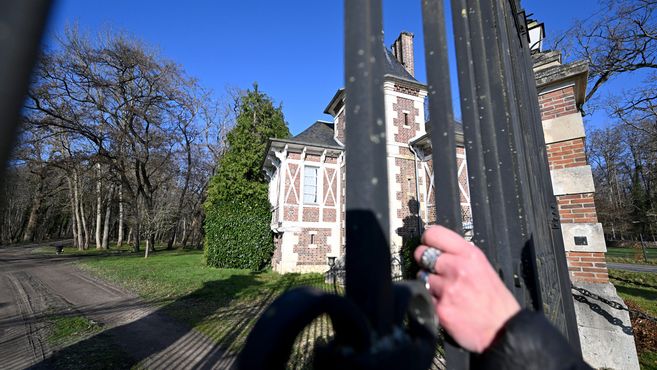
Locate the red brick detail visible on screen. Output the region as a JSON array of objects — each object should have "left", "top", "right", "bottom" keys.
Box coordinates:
[
  {"left": 340, "top": 164, "right": 346, "bottom": 255},
  {"left": 392, "top": 97, "right": 421, "bottom": 144},
  {"left": 303, "top": 206, "right": 320, "bottom": 222},
  {"left": 566, "top": 251, "right": 609, "bottom": 283},
  {"left": 424, "top": 158, "right": 437, "bottom": 224},
  {"left": 335, "top": 111, "right": 346, "bottom": 144},
  {"left": 546, "top": 138, "right": 587, "bottom": 170},
  {"left": 538, "top": 86, "right": 578, "bottom": 120},
  {"left": 325, "top": 156, "right": 338, "bottom": 164},
  {"left": 323, "top": 208, "right": 336, "bottom": 222},
  {"left": 557, "top": 193, "right": 598, "bottom": 223},
  {"left": 323, "top": 168, "right": 337, "bottom": 206},
  {"left": 283, "top": 206, "right": 298, "bottom": 222},
  {"left": 285, "top": 163, "right": 300, "bottom": 204},
  {"left": 288, "top": 152, "right": 301, "bottom": 160},
  {"left": 395, "top": 157, "right": 420, "bottom": 239},
  {"left": 306, "top": 154, "right": 321, "bottom": 162},
  {"left": 294, "top": 229, "right": 332, "bottom": 265}
]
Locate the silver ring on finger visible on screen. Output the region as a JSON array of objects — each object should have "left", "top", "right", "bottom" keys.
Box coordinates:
[
  {"left": 419, "top": 248, "right": 441, "bottom": 273},
  {"left": 418, "top": 270, "right": 431, "bottom": 290}
]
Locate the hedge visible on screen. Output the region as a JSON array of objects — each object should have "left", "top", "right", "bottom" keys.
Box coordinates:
[{"left": 204, "top": 197, "right": 274, "bottom": 271}]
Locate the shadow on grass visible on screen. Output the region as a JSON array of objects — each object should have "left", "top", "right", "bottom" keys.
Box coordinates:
[
  {"left": 29, "top": 272, "right": 332, "bottom": 370},
  {"left": 613, "top": 284, "right": 657, "bottom": 302},
  {"left": 611, "top": 275, "right": 657, "bottom": 291}
]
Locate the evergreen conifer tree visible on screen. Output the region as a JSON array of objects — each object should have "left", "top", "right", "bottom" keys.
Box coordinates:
[{"left": 204, "top": 84, "right": 290, "bottom": 269}]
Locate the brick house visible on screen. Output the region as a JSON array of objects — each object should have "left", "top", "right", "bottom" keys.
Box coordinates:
[{"left": 263, "top": 32, "right": 472, "bottom": 274}]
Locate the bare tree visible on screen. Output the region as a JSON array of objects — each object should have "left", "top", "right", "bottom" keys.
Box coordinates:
[{"left": 557, "top": 0, "right": 657, "bottom": 104}]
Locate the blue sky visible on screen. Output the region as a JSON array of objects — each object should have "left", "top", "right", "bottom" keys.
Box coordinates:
[{"left": 45, "top": 0, "right": 620, "bottom": 135}]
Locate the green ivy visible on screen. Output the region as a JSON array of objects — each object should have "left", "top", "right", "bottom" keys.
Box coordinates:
[
  {"left": 204, "top": 198, "right": 274, "bottom": 271},
  {"left": 400, "top": 235, "right": 421, "bottom": 279}
]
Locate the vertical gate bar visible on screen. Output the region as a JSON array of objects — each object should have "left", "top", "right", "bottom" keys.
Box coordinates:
[
  {"left": 498, "top": 0, "right": 560, "bottom": 318},
  {"left": 420, "top": 1, "right": 470, "bottom": 368},
  {"left": 478, "top": 0, "right": 543, "bottom": 308},
  {"left": 491, "top": 0, "right": 546, "bottom": 312},
  {"left": 344, "top": 0, "right": 394, "bottom": 336},
  {"left": 0, "top": 0, "right": 52, "bottom": 187},
  {"left": 467, "top": 0, "right": 535, "bottom": 303},
  {"left": 450, "top": 0, "right": 521, "bottom": 302},
  {"left": 505, "top": 1, "right": 581, "bottom": 349},
  {"left": 448, "top": 0, "right": 497, "bottom": 265}
]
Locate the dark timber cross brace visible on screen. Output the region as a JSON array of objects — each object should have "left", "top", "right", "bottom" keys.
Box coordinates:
[{"left": 0, "top": 0, "right": 581, "bottom": 369}]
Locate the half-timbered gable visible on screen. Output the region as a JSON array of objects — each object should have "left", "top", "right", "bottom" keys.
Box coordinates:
[{"left": 264, "top": 121, "right": 343, "bottom": 273}]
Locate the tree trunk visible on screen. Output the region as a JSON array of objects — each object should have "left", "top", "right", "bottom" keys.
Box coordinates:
[
  {"left": 101, "top": 186, "right": 114, "bottom": 249},
  {"left": 167, "top": 126, "right": 193, "bottom": 250},
  {"left": 80, "top": 193, "right": 89, "bottom": 250},
  {"left": 117, "top": 184, "right": 124, "bottom": 247},
  {"left": 22, "top": 181, "right": 44, "bottom": 242},
  {"left": 72, "top": 171, "right": 84, "bottom": 250},
  {"left": 144, "top": 232, "right": 155, "bottom": 258},
  {"left": 68, "top": 175, "right": 78, "bottom": 249},
  {"left": 133, "top": 201, "right": 140, "bottom": 253},
  {"left": 181, "top": 217, "right": 189, "bottom": 248},
  {"left": 95, "top": 163, "right": 103, "bottom": 249}
]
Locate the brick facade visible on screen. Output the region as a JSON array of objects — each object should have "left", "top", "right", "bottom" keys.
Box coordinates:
[
  {"left": 566, "top": 252, "right": 609, "bottom": 283},
  {"left": 546, "top": 138, "right": 587, "bottom": 170},
  {"left": 335, "top": 111, "right": 345, "bottom": 144},
  {"left": 538, "top": 86, "right": 578, "bottom": 120},
  {"left": 294, "top": 228, "right": 332, "bottom": 265},
  {"left": 557, "top": 193, "right": 598, "bottom": 224}
]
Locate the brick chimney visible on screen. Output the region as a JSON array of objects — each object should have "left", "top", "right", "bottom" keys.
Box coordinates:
[{"left": 391, "top": 32, "right": 415, "bottom": 77}]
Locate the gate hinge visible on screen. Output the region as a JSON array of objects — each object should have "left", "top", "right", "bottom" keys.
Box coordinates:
[{"left": 550, "top": 203, "right": 560, "bottom": 229}]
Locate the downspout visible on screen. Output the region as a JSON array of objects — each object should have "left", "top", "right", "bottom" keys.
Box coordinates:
[{"left": 408, "top": 144, "right": 424, "bottom": 234}]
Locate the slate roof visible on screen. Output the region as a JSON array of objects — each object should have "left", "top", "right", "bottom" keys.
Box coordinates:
[
  {"left": 383, "top": 47, "right": 418, "bottom": 82},
  {"left": 285, "top": 121, "right": 342, "bottom": 148}
]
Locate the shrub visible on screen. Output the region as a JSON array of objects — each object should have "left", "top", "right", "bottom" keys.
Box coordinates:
[
  {"left": 204, "top": 197, "right": 274, "bottom": 271},
  {"left": 400, "top": 235, "right": 421, "bottom": 279}
]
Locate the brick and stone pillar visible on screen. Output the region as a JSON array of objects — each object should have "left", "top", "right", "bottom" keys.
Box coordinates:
[{"left": 535, "top": 51, "right": 640, "bottom": 370}]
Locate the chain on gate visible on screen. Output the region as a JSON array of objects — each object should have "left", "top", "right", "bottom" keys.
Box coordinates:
[{"left": 571, "top": 285, "right": 657, "bottom": 323}]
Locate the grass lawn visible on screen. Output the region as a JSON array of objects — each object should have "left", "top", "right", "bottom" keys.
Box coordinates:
[
  {"left": 609, "top": 269, "right": 657, "bottom": 369},
  {"left": 76, "top": 249, "right": 332, "bottom": 357},
  {"left": 47, "top": 315, "right": 103, "bottom": 346},
  {"left": 607, "top": 247, "right": 657, "bottom": 265}
]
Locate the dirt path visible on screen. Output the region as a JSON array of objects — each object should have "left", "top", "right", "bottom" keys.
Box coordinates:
[{"left": 0, "top": 245, "right": 234, "bottom": 369}]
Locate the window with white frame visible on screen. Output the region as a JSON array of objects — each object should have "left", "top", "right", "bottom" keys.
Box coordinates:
[{"left": 303, "top": 166, "right": 319, "bottom": 203}]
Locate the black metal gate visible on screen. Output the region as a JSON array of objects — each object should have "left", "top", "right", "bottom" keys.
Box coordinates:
[{"left": 421, "top": 0, "right": 581, "bottom": 366}]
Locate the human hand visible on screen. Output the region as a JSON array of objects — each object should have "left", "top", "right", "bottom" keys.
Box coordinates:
[{"left": 414, "top": 226, "right": 520, "bottom": 353}]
